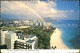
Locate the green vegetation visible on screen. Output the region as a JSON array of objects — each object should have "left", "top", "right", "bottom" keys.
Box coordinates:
[
  {"left": 0, "top": 45, "right": 7, "bottom": 49},
  {"left": 1, "top": 27, "right": 17, "bottom": 30},
  {"left": 27, "top": 26, "right": 56, "bottom": 49},
  {"left": 1, "top": 27, "right": 23, "bottom": 31},
  {"left": 1, "top": 26, "right": 56, "bottom": 49}
]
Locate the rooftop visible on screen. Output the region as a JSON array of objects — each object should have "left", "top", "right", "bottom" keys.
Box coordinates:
[
  {"left": 7, "top": 31, "right": 15, "bottom": 34},
  {"left": 26, "top": 40, "right": 34, "bottom": 44},
  {"left": 25, "top": 35, "right": 35, "bottom": 38}
]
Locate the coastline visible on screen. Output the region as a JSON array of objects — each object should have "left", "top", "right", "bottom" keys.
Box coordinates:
[{"left": 50, "top": 28, "right": 69, "bottom": 49}]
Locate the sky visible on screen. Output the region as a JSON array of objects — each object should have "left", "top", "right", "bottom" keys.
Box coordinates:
[{"left": 1, "top": 1, "right": 79, "bottom": 20}]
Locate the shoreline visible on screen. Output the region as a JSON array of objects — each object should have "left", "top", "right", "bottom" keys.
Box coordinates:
[{"left": 50, "top": 28, "right": 69, "bottom": 49}]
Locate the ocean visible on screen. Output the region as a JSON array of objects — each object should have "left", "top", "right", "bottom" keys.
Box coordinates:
[{"left": 51, "top": 20, "right": 79, "bottom": 49}]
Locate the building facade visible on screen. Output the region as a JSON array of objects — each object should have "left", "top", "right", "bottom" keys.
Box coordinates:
[
  {"left": 5, "top": 31, "right": 17, "bottom": 49},
  {"left": 0, "top": 30, "right": 38, "bottom": 49},
  {"left": 14, "top": 35, "right": 38, "bottom": 49},
  {"left": 14, "top": 39, "right": 32, "bottom": 49},
  {"left": 1, "top": 30, "right": 8, "bottom": 45}
]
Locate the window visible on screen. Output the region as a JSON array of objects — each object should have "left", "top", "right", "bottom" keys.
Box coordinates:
[
  {"left": 24, "top": 44, "right": 26, "bottom": 45},
  {"left": 24, "top": 46, "right": 26, "bottom": 48}
]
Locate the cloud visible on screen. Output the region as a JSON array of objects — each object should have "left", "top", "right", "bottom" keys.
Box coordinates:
[{"left": 1, "top": 1, "right": 74, "bottom": 20}]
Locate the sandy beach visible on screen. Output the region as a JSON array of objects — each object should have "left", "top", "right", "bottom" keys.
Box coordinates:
[{"left": 50, "top": 28, "right": 69, "bottom": 49}]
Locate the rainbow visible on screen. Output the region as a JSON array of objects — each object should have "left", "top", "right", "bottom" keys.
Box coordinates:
[{"left": 15, "top": 2, "right": 48, "bottom": 27}]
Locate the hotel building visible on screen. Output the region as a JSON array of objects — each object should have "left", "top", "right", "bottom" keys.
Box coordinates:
[
  {"left": 5, "top": 31, "right": 17, "bottom": 49},
  {"left": 0, "top": 30, "right": 38, "bottom": 49},
  {"left": 1, "top": 30, "right": 8, "bottom": 45},
  {"left": 14, "top": 35, "right": 38, "bottom": 49}
]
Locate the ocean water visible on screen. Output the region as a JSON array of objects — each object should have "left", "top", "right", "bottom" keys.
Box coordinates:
[{"left": 51, "top": 20, "right": 79, "bottom": 49}]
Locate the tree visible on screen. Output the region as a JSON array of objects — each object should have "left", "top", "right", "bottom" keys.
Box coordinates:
[{"left": 0, "top": 45, "right": 7, "bottom": 49}]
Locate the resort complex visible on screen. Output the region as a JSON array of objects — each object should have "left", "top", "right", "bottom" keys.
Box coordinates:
[
  {"left": 0, "top": 30, "right": 38, "bottom": 49},
  {"left": 0, "top": 18, "right": 56, "bottom": 49},
  {"left": 0, "top": 1, "right": 79, "bottom": 51}
]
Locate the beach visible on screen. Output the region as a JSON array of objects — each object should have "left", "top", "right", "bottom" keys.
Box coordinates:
[{"left": 50, "top": 28, "right": 69, "bottom": 49}]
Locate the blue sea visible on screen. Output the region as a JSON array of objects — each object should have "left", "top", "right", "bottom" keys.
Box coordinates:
[{"left": 51, "top": 20, "right": 79, "bottom": 49}]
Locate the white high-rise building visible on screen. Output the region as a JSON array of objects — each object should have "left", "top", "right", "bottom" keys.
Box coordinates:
[
  {"left": 5, "top": 31, "right": 17, "bottom": 49},
  {"left": 1, "top": 30, "right": 8, "bottom": 45},
  {"left": 14, "top": 35, "right": 38, "bottom": 49},
  {"left": 1, "top": 30, "right": 38, "bottom": 49}
]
